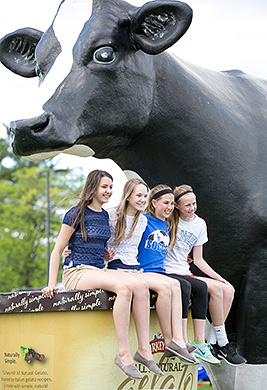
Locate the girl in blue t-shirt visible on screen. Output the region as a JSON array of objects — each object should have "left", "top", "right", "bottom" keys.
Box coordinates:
[
  {"left": 136, "top": 184, "right": 198, "bottom": 360},
  {"left": 42, "top": 170, "right": 161, "bottom": 380},
  {"left": 107, "top": 180, "right": 195, "bottom": 363}
]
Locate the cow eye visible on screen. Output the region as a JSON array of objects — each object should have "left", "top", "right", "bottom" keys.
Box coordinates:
[{"left": 93, "top": 46, "right": 116, "bottom": 64}]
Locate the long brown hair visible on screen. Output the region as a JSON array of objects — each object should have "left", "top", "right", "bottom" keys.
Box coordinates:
[
  {"left": 113, "top": 179, "right": 149, "bottom": 245},
  {"left": 144, "top": 184, "right": 176, "bottom": 250},
  {"left": 74, "top": 170, "right": 113, "bottom": 240}
]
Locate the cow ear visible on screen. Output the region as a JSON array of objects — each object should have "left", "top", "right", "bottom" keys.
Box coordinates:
[
  {"left": 0, "top": 28, "right": 43, "bottom": 77},
  {"left": 130, "top": 1, "right": 192, "bottom": 55}
]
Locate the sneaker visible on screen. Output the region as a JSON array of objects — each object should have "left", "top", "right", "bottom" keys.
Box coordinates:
[
  {"left": 217, "top": 343, "right": 247, "bottom": 366},
  {"left": 210, "top": 343, "right": 220, "bottom": 360},
  {"left": 192, "top": 342, "right": 221, "bottom": 366}
]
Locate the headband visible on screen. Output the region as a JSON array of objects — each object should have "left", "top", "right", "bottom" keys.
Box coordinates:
[
  {"left": 175, "top": 190, "right": 193, "bottom": 202},
  {"left": 151, "top": 188, "right": 174, "bottom": 200}
]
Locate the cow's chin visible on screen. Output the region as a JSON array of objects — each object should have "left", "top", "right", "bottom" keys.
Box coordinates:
[
  {"left": 24, "top": 144, "right": 95, "bottom": 162},
  {"left": 24, "top": 145, "right": 144, "bottom": 184}
]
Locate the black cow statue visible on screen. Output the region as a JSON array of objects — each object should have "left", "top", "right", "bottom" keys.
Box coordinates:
[{"left": 1, "top": 0, "right": 267, "bottom": 374}]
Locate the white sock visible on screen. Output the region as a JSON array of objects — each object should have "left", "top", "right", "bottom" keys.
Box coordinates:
[
  {"left": 208, "top": 326, "right": 217, "bottom": 345},
  {"left": 213, "top": 325, "right": 228, "bottom": 347}
]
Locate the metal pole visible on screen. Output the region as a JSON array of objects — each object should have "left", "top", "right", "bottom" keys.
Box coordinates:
[{"left": 46, "top": 170, "right": 50, "bottom": 285}]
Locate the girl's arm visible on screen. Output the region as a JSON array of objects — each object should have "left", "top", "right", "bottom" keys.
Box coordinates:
[
  {"left": 42, "top": 224, "right": 75, "bottom": 298},
  {"left": 192, "top": 245, "right": 230, "bottom": 284}
]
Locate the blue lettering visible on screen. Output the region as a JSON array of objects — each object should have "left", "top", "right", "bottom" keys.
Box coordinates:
[
  {"left": 152, "top": 241, "right": 158, "bottom": 250},
  {"left": 177, "top": 230, "right": 197, "bottom": 249},
  {"left": 145, "top": 240, "right": 152, "bottom": 249},
  {"left": 145, "top": 240, "right": 167, "bottom": 253}
]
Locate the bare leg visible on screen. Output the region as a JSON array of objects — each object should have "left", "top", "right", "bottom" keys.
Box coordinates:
[
  {"left": 182, "top": 318, "right": 188, "bottom": 342},
  {"left": 110, "top": 270, "right": 153, "bottom": 360},
  {"left": 194, "top": 277, "right": 235, "bottom": 326},
  {"left": 168, "top": 277, "right": 186, "bottom": 346},
  {"left": 192, "top": 319, "right": 206, "bottom": 342},
  {"left": 76, "top": 269, "right": 134, "bottom": 366},
  {"left": 138, "top": 273, "right": 172, "bottom": 343},
  {"left": 139, "top": 273, "right": 186, "bottom": 348}
]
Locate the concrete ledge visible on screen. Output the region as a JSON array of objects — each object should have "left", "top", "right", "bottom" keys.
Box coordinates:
[
  {"left": 203, "top": 321, "right": 267, "bottom": 390},
  {"left": 203, "top": 360, "right": 267, "bottom": 390}
]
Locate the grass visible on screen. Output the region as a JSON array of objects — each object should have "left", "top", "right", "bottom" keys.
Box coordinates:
[{"left": 198, "top": 381, "right": 213, "bottom": 389}]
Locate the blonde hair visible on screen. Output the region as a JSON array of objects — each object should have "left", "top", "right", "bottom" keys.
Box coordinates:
[
  {"left": 144, "top": 184, "right": 176, "bottom": 250},
  {"left": 113, "top": 179, "right": 149, "bottom": 245},
  {"left": 173, "top": 184, "right": 194, "bottom": 223}
]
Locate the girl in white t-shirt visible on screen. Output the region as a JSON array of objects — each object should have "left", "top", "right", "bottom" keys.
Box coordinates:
[
  {"left": 165, "top": 184, "right": 246, "bottom": 367},
  {"left": 107, "top": 180, "right": 195, "bottom": 364}
]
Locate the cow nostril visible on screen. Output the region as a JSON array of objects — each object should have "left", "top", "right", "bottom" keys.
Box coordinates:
[
  {"left": 31, "top": 116, "right": 50, "bottom": 133},
  {"left": 9, "top": 113, "right": 51, "bottom": 137}
]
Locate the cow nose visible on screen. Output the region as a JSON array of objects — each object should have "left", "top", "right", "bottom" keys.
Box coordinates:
[
  {"left": 12, "top": 113, "right": 50, "bottom": 134},
  {"left": 9, "top": 128, "right": 15, "bottom": 145},
  {"left": 9, "top": 120, "right": 18, "bottom": 147},
  {"left": 9, "top": 113, "right": 54, "bottom": 156}
]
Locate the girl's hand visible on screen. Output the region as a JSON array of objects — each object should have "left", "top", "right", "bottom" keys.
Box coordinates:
[
  {"left": 104, "top": 248, "right": 115, "bottom": 261},
  {"left": 42, "top": 285, "right": 58, "bottom": 299},
  {"left": 62, "top": 246, "right": 72, "bottom": 260},
  {"left": 216, "top": 277, "right": 230, "bottom": 285}
]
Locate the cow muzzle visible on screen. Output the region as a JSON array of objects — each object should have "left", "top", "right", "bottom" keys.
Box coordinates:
[{"left": 10, "top": 112, "right": 94, "bottom": 161}]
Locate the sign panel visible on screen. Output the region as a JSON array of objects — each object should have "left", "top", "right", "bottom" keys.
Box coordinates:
[{"left": 0, "top": 291, "right": 197, "bottom": 390}]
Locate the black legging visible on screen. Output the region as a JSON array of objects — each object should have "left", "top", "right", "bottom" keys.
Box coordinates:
[{"left": 163, "top": 274, "right": 208, "bottom": 319}]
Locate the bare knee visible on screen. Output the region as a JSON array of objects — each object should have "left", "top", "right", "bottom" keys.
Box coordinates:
[
  {"left": 116, "top": 281, "right": 133, "bottom": 301},
  {"left": 155, "top": 280, "right": 172, "bottom": 300},
  {"left": 168, "top": 278, "right": 181, "bottom": 294},
  {"left": 132, "top": 279, "right": 150, "bottom": 300},
  {"left": 209, "top": 283, "right": 224, "bottom": 300},
  {"left": 224, "top": 283, "right": 235, "bottom": 301}
]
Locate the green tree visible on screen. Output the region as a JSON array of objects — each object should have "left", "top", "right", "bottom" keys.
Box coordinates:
[{"left": 0, "top": 130, "right": 84, "bottom": 292}]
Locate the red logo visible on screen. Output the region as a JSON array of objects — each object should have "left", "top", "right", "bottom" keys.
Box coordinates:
[{"left": 150, "top": 332, "right": 165, "bottom": 354}]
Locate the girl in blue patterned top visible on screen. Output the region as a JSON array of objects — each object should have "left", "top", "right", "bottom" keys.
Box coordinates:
[{"left": 42, "top": 170, "right": 161, "bottom": 380}]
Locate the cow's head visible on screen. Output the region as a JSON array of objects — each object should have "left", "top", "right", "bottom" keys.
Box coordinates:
[{"left": 0, "top": 0, "right": 192, "bottom": 161}]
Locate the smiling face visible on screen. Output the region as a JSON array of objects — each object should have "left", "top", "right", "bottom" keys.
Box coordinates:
[
  {"left": 152, "top": 193, "right": 174, "bottom": 221},
  {"left": 94, "top": 176, "right": 113, "bottom": 206},
  {"left": 176, "top": 192, "right": 197, "bottom": 221},
  {"left": 127, "top": 183, "right": 148, "bottom": 215}
]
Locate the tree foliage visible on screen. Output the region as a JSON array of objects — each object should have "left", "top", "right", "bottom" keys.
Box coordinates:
[{"left": 0, "top": 130, "right": 84, "bottom": 292}]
